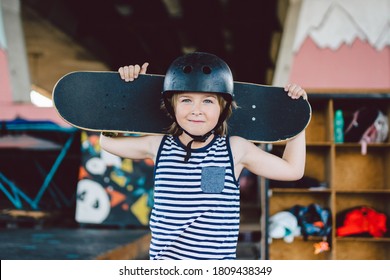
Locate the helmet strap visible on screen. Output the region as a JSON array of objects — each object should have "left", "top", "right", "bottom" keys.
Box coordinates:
[{"left": 182, "top": 128, "right": 214, "bottom": 162}]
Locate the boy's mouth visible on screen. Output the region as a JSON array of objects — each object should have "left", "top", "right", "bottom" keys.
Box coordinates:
[{"left": 189, "top": 120, "right": 205, "bottom": 123}]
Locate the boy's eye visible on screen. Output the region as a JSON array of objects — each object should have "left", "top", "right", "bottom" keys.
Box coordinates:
[
  {"left": 181, "top": 98, "right": 191, "bottom": 103},
  {"left": 203, "top": 98, "right": 215, "bottom": 104}
]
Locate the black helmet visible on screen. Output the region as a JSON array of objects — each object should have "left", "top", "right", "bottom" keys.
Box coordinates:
[
  {"left": 163, "top": 52, "right": 234, "bottom": 100},
  {"left": 162, "top": 52, "right": 234, "bottom": 161},
  {"left": 162, "top": 52, "right": 234, "bottom": 122}
]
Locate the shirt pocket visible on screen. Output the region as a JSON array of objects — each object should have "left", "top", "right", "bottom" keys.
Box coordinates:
[{"left": 200, "top": 166, "right": 226, "bottom": 193}]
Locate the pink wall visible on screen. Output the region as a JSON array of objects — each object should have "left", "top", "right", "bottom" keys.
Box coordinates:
[
  {"left": 1, "top": 49, "right": 69, "bottom": 126},
  {"left": 290, "top": 37, "right": 390, "bottom": 90},
  {"left": 0, "top": 49, "right": 12, "bottom": 103},
  {"left": 0, "top": 103, "right": 70, "bottom": 126}
]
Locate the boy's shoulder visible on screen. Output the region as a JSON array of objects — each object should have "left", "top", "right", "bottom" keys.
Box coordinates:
[
  {"left": 229, "top": 135, "right": 252, "bottom": 148},
  {"left": 229, "top": 135, "right": 248, "bottom": 142},
  {"left": 228, "top": 136, "right": 253, "bottom": 164}
]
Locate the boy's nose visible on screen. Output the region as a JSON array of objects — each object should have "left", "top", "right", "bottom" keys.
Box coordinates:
[
  {"left": 191, "top": 111, "right": 201, "bottom": 116},
  {"left": 191, "top": 103, "right": 203, "bottom": 115}
]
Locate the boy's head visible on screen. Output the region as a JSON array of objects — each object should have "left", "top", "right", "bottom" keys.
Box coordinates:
[
  {"left": 163, "top": 92, "right": 235, "bottom": 136},
  {"left": 162, "top": 52, "right": 235, "bottom": 138}
]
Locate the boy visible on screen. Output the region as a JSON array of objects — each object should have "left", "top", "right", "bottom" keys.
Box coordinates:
[{"left": 100, "top": 52, "right": 306, "bottom": 259}]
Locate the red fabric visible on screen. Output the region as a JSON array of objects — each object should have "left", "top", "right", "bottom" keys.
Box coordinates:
[{"left": 337, "top": 207, "right": 387, "bottom": 237}]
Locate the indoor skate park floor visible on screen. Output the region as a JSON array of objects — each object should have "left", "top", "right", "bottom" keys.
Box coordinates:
[
  {"left": 0, "top": 227, "right": 151, "bottom": 260},
  {"left": 0, "top": 210, "right": 260, "bottom": 260}
]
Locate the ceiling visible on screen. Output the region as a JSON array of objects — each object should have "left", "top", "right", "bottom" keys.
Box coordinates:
[{"left": 22, "top": 0, "right": 282, "bottom": 84}]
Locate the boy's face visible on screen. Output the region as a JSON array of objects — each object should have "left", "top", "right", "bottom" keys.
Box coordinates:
[{"left": 173, "top": 92, "right": 221, "bottom": 136}]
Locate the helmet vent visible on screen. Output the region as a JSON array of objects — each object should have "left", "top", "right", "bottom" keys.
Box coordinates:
[
  {"left": 202, "top": 66, "right": 212, "bottom": 74},
  {"left": 183, "top": 65, "right": 192, "bottom": 74}
]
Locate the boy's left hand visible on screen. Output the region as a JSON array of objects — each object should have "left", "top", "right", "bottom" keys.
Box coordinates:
[{"left": 284, "top": 83, "right": 307, "bottom": 100}]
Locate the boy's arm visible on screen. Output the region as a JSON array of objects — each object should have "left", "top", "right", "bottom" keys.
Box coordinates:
[
  {"left": 99, "top": 62, "right": 160, "bottom": 160},
  {"left": 232, "top": 83, "right": 307, "bottom": 181},
  {"left": 100, "top": 133, "right": 163, "bottom": 162},
  {"left": 232, "top": 133, "right": 305, "bottom": 181},
  {"left": 281, "top": 130, "right": 306, "bottom": 178}
]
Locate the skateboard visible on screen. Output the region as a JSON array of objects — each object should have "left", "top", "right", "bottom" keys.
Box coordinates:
[{"left": 53, "top": 71, "right": 311, "bottom": 143}]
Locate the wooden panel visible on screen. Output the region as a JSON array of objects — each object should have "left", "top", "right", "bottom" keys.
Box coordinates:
[
  {"left": 269, "top": 193, "right": 331, "bottom": 215},
  {"left": 269, "top": 239, "right": 331, "bottom": 260},
  {"left": 385, "top": 149, "right": 390, "bottom": 189},
  {"left": 336, "top": 240, "right": 390, "bottom": 260},
  {"left": 306, "top": 100, "right": 330, "bottom": 143},
  {"left": 334, "top": 147, "right": 386, "bottom": 189},
  {"left": 335, "top": 193, "right": 390, "bottom": 214},
  {"left": 305, "top": 146, "right": 331, "bottom": 184}
]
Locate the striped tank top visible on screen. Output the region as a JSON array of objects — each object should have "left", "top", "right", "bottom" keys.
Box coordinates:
[{"left": 150, "top": 135, "right": 240, "bottom": 260}]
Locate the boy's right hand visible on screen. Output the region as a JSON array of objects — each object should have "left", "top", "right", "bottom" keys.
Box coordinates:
[{"left": 118, "top": 62, "right": 149, "bottom": 82}]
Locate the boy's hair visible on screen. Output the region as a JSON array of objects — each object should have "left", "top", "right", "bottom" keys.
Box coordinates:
[{"left": 161, "top": 93, "right": 237, "bottom": 136}]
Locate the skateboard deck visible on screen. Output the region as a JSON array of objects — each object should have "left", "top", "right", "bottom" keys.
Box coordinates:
[{"left": 53, "top": 71, "right": 311, "bottom": 143}]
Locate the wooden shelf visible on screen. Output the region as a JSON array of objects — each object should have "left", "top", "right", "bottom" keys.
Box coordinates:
[
  {"left": 335, "top": 143, "right": 390, "bottom": 148},
  {"left": 267, "top": 94, "right": 390, "bottom": 260},
  {"left": 335, "top": 189, "right": 390, "bottom": 194},
  {"left": 240, "top": 223, "right": 262, "bottom": 232},
  {"left": 336, "top": 237, "right": 390, "bottom": 242},
  {"left": 270, "top": 188, "right": 331, "bottom": 193},
  {"left": 307, "top": 142, "right": 332, "bottom": 147}
]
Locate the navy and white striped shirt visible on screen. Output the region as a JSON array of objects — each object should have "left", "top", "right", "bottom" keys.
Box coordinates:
[{"left": 150, "top": 135, "right": 240, "bottom": 260}]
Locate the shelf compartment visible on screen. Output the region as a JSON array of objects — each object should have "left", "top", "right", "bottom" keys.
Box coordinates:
[
  {"left": 335, "top": 193, "right": 390, "bottom": 219},
  {"left": 306, "top": 145, "right": 331, "bottom": 185},
  {"left": 268, "top": 145, "right": 331, "bottom": 190},
  {"left": 306, "top": 99, "right": 331, "bottom": 143},
  {"left": 333, "top": 98, "right": 390, "bottom": 118},
  {"left": 269, "top": 192, "right": 331, "bottom": 215},
  {"left": 334, "top": 147, "right": 389, "bottom": 190}
]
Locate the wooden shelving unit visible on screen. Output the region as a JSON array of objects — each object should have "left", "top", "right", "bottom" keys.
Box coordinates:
[{"left": 267, "top": 93, "right": 390, "bottom": 260}]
